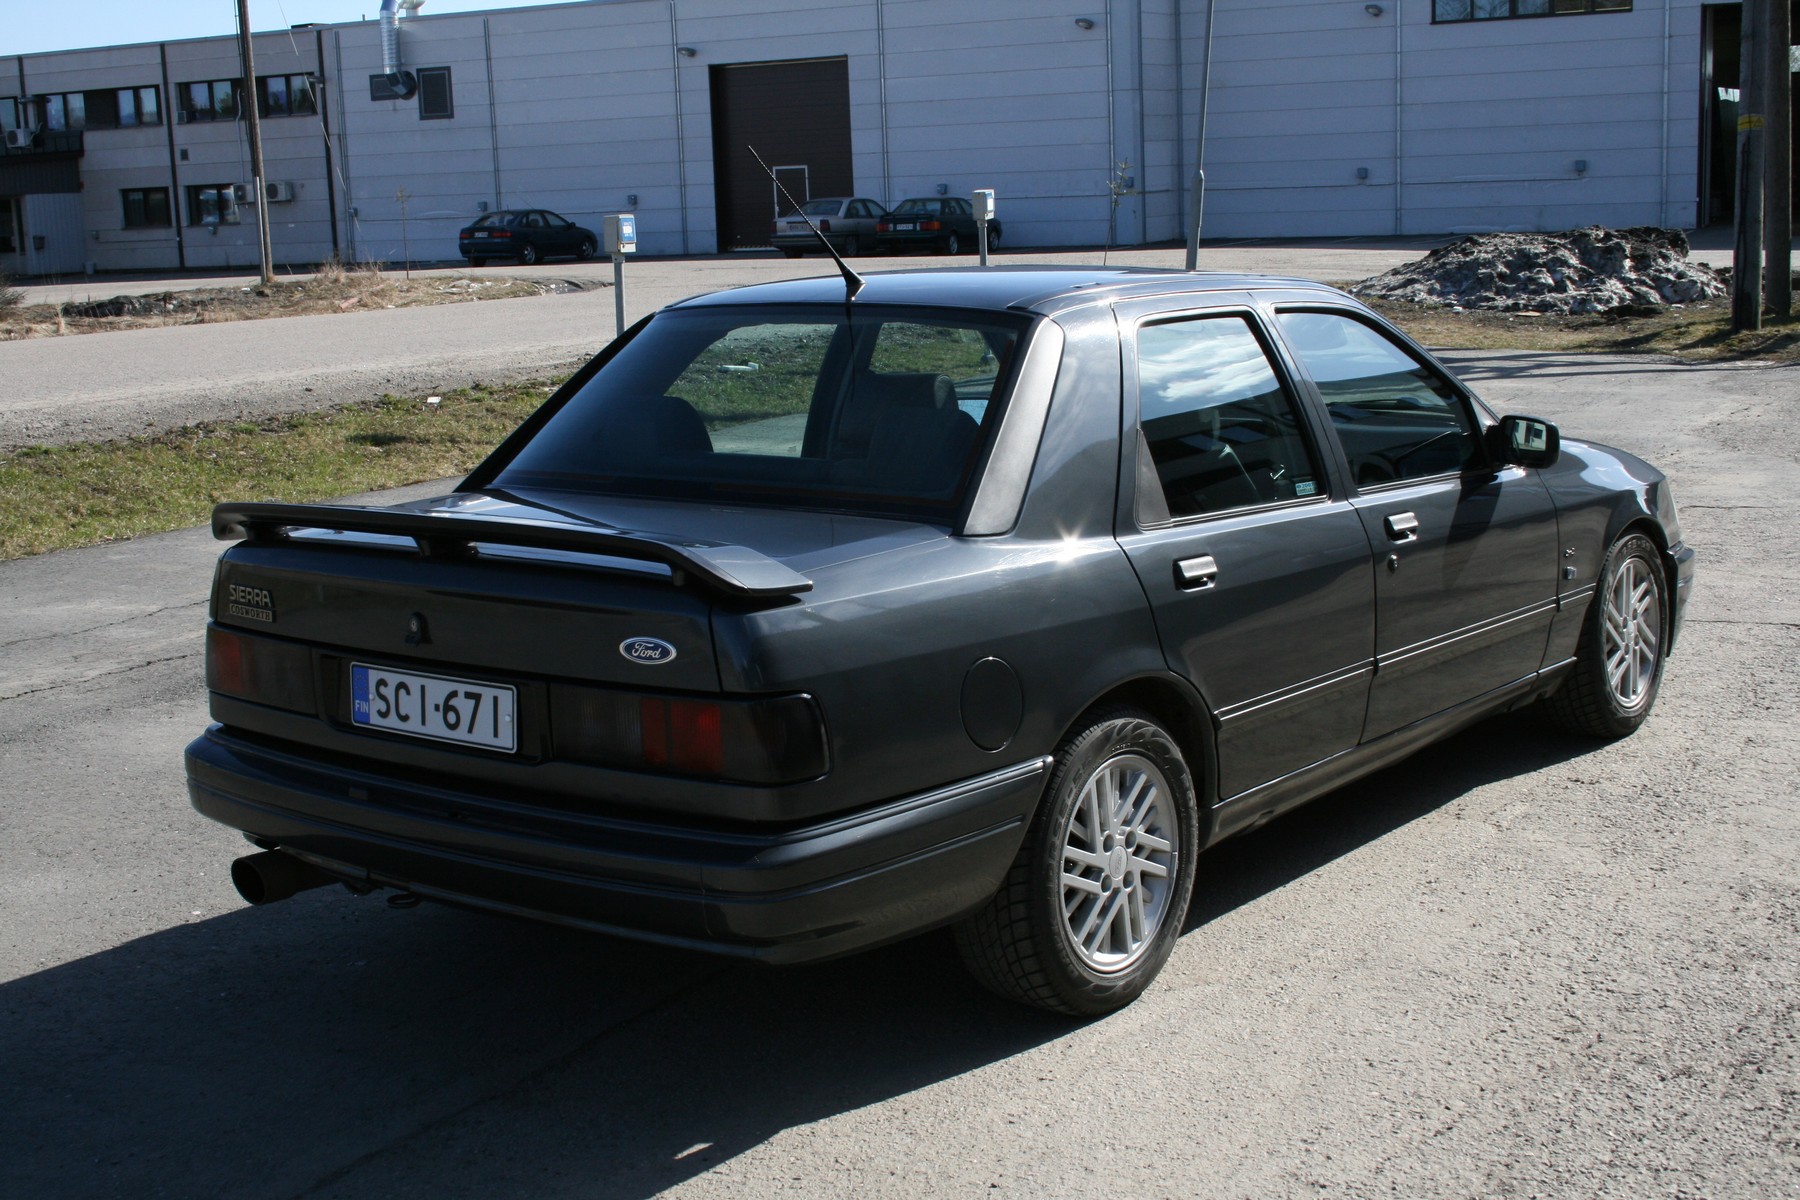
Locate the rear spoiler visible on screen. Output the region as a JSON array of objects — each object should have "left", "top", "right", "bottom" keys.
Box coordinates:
[{"left": 211, "top": 502, "right": 814, "bottom": 598}]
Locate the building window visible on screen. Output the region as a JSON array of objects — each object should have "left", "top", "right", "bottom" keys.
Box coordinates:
[
  {"left": 122, "top": 187, "right": 173, "bottom": 229},
  {"left": 258, "top": 73, "right": 317, "bottom": 118},
  {"left": 187, "top": 184, "right": 241, "bottom": 226},
  {"left": 178, "top": 79, "right": 241, "bottom": 123},
  {"left": 116, "top": 86, "right": 162, "bottom": 127},
  {"left": 40, "top": 87, "right": 163, "bottom": 131},
  {"left": 417, "top": 67, "right": 453, "bottom": 119},
  {"left": 1433, "top": 0, "right": 1630, "bottom": 20}
]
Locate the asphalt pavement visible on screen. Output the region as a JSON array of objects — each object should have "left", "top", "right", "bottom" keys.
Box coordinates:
[{"left": 1, "top": 253, "right": 1797, "bottom": 1198}]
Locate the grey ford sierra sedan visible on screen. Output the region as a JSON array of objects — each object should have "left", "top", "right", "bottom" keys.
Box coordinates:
[{"left": 186, "top": 265, "right": 1692, "bottom": 1014}]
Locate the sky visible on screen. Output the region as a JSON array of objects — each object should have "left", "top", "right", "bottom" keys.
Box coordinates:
[{"left": 6, "top": 0, "right": 568, "bottom": 56}]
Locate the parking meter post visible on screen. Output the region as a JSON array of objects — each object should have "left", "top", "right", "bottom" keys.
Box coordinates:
[
  {"left": 603, "top": 213, "right": 637, "bottom": 339},
  {"left": 612, "top": 257, "right": 625, "bottom": 337},
  {"left": 972, "top": 189, "right": 996, "bottom": 268}
]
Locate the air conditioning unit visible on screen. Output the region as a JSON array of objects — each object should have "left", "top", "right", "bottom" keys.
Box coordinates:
[
  {"left": 265, "top": 180, "right": 295, "bottom": 203},
  {"left": 232, "top": 183, "right": 257, "bottom": 204},
  {"left": 3, "top": 128, "right": 35, "bottom": 149}
]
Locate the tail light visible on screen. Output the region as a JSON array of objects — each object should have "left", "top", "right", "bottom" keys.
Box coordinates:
[
  {"left": 817, "top": 219, "right": 832, "bottom": 232},
  {"left": 920, "top": 220, "right": 942, "bottom": 231},
  {"left": 876, "top": 221, "right": 890, "bottom": 232},
  {"left": 207, "top": 625, "right": 318, "bottom": 715},
  {"left": 553, "top": 685, "right": 828, "bottom": 784}
]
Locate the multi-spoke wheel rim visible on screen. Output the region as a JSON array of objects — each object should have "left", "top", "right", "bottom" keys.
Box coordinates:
[
  {"left": 1058, "top": 752, "right": 1179, "bottom": 974},
  {"left": 1602, "top": 554, "right": 1662, "bottom": 710}
]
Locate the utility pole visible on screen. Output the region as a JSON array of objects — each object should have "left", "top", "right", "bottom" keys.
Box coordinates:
[
  {"left": 236, "top": 0, "right": 275, "bottom": 286},
  {"left": 1764, "top": 0, "right": 1792, "bottom": 319}
]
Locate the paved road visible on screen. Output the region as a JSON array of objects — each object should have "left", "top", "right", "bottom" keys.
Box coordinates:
[
  {"left": 2, "top": 341, "right": 1795, "bottom": 1196},
  {"left": 3, "top": 243, "right": 1477, "bottom": 450}
]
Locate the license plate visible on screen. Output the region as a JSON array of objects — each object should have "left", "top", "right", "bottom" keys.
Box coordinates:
[
  {"left": 473, "top": 231, "right": 489, "bottom": 238},
  {"left": 351, "top": 663, "right": 517, "bottom": 752},
  {"left": 892, "top": 222, "right": 916, "bottom": 231}
]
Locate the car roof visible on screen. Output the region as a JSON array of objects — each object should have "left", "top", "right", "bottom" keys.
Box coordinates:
[{"left": 667, "top": 266, "right": 1345, "bottom": 318}]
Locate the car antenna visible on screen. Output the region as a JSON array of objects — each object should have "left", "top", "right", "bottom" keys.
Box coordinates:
[{"left": 749, "top": 145, "right": 865, "bottom": 303}]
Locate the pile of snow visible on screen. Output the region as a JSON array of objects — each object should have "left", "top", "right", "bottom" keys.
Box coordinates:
[{"left": 1353, "top": 227, "right": 1727, "bottom": 315}]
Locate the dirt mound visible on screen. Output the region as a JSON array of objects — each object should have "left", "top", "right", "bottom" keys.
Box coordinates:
[{"left": 1353, "top": 227, "right": 1727, "bottom": 315}]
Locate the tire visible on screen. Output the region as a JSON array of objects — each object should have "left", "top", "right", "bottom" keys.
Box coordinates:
[
  {"left": 469, "top": 257, "right": 486, "bottom": 267},
  {"left": 955, "top": 708, "right": 1200, "bottom": 1015},
  {"left": 518, "top": 242, "right": 540, "bottom": 265},
  {"left": 988, "top": 227, "right": 1001, "bottom": 252},
  {"left": 842, "top": 236, "right": 860, "bottom": 257},
  {"left": 780, "top": 247, "right": 803, "bottom": 259},
  {"left": 576, "top": 237, "right": 597, "bottom": 261},
  {"left": 942, "top": 231, "right": 962, "bottom": 256},
  {"left": 1542, "top": 531, "right": 1667, "bottom": 738}
]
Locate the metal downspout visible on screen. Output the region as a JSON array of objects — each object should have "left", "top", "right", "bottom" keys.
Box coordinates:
[
  {"left": 877, "top": 0, "right": 890, "bottom": 201},
  {"left": 1136, "top": 0, "right": 1147, "bottom": 245},
  {"left": 670, "top": 0, "right": 690, "bottom": 254},
  {"left": 1393, "top": 4, "right": 1403, "bottom": 236},
  {"left": 316, "top": 29, "right": 340, "bottom": 261},
  {"left": 1105, "top": 0, "right": 1116, "bottom": 246},
  {"left": 333, "top": 30, "right": 355, "bottom": 260},
  {"left": 485, "top": 19, "right": 502, "bottom": 210},
  {"left": 158, "top": 43, "right": 186, "bottom": 270},
  {"left": 1660, "top": 0, "right": 1673, "bottom": 225}
]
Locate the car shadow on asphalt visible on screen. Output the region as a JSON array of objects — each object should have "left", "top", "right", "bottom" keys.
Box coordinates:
[
  {"left": 1186, "top": 711, "right": 1598, "bottom": 932},
  {"left": 0, "top": 714, "right": 1599, "bottom": 1200}
]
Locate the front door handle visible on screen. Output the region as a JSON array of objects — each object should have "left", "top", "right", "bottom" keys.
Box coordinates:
[
  {"left": 1175, "top": 555, "right": 1218, "bottom": 589},
  {"left": 1384, "top": 511, "right": 1420, "bottom": 542}
]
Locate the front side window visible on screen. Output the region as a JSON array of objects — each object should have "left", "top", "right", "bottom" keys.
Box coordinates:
[
  {"left": 122, "top": 187, "right": 172, "bottom": 229},
  {"left": 1276, "top": 311, "right": 1481, "bottom": 487},
  {"left": 1136, "top": 315, "right": 1323, "bottom": 521},
  {"left": 487, "top": 306, "right": 1027, "bottom": 519},
  {"left": 187, "top": 184, "right": 241, "bottom": 226}
]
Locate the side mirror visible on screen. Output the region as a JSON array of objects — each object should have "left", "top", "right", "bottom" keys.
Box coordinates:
[{"left": 1490, "top": 414, "right": 1560, "bottom": 469}]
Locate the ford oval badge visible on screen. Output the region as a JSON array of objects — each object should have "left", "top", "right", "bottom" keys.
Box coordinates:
[{"left": 619, "top": 637, "right": 678, "bottom": 666}]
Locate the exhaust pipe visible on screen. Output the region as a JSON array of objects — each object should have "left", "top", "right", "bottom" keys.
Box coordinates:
[{"left": 231, "top": 850, "right": 336, "bottom": 905}]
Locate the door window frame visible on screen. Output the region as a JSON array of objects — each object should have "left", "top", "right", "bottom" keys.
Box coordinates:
[
  {"left": 1119, "top": 302, "right": 1341, "bottom": 531},
  {"left": 1270, "top": 304, "right": 1501, "bottom": 493}
]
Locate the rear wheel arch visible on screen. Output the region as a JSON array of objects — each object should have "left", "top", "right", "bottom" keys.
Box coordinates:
[{"left": 1061, "top": 676, "right": 1219, "bottom": 834}]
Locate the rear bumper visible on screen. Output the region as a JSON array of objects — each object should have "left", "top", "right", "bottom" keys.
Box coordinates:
[{"left": 185, "top": 726, "right": 1047, "bottom": 964}]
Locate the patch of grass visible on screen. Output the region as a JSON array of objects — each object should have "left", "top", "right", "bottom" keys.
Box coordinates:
[
  {"left": 0, "top": 382, "right": 560, "bottom": 560},
  {"left": 1361, "top": 295, "right": 1800, "bottom": 363}
]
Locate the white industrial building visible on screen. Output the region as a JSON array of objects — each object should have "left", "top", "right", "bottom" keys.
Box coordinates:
[{"left": 0, "top": 0, "right": 1790, "bottom": 276}]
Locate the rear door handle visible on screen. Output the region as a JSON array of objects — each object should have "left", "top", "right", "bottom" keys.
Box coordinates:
[
  {"left": 1384, "top": 512, "right": 1420, "bottom": 542},
  {"left": 1175, "top": 555, "right": 1218, "bottom": 589}
]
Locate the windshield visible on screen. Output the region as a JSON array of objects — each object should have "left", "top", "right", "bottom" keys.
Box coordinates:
[{"left": 487, "top": 305, "right": 1029, "bottom": 520}]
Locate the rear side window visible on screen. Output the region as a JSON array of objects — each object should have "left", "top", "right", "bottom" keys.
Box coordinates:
[
  {"left": 1136, "top": 315, "right": 1323, "bottom": 522},
  {"left": 1276, "top": 311, "right": 1481, "bottom": 487}
]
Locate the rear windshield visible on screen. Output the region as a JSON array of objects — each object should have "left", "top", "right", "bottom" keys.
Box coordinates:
[
  {"left": 799, "top": 199, "right": 841, "bottom": 216},
  {"left": 469, "top": 212, "right": 521, "bottom": 228},
  {"left": 892, "top": 199, "right": 940, "bottom": 215},
  {"left": 487, "top": 305, "right": 1030, "bottom": 520}
]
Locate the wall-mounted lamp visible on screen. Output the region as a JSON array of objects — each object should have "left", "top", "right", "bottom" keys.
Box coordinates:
[
  {"left": 1356, "top": 166, "right": 1370, "bottom": 180},
  {"left": 936, "top": 183, "right": 949, "bottom": 196},
  {"left": 1074, "top": 17, "right": 1095, "bottom": 30},
  {"left": 627, "top": 193, "right": 639, "bottom": 207},
  {"left": 1574, "top": 159, "right": 1588, "bottom": 175},
  {"left": 476, "top": 200, "right": 489, "bottom": 212},
  {"left": 1364, "top": 4, "right": 1383, "bottom": 15},
  {"left": 676, "top": 45, "right": 697, "bottom": 57}
]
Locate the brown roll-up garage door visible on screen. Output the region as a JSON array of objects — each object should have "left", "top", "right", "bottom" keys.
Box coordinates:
[{"left": 710, "top": 56, "right": 853, "bottom": 252}]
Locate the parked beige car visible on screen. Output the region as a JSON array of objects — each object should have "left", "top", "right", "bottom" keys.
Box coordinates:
[{"left": 771, "top": 196, "right": 889, "bottom": 257}]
